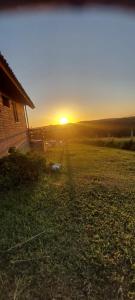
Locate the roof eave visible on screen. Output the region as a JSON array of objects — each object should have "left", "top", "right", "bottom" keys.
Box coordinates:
[
  {"left": 24, "top": 98, "right": 35, "bottom": 109},
  {"left": 0, "top": 53, "right": 35, "bottom": 109}
]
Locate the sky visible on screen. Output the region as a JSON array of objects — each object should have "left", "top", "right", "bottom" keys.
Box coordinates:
[{"left": 0, "top": 7, "right": 135, "bottom": 127}]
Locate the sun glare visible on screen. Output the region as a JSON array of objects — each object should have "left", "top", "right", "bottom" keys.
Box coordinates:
[{"left": 59, "top": 117, "right": 68, "bottom": 125}]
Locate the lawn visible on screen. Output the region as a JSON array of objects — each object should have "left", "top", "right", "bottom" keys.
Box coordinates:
[{"left": 0, "top": 143, "right": 135, "bottom": 299}]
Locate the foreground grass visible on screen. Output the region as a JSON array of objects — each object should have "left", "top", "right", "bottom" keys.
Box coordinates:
[{"left": 0, "top": 143, "right": 135, "bottom": 299}]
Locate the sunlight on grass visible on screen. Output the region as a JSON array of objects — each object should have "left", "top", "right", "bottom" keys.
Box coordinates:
[{"left": 0, "top": 143, "right": 135, "bottom": 299}]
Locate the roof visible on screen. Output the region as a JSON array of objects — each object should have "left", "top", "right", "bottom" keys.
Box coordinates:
[{"left": 0, "top": 52, "right": 35, "bottom": 109}]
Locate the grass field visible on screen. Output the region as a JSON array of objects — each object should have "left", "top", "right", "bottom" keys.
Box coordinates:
[
  {"left": 0, "top": 143, "right": 135, "bottom": 299},
  {"left": 74, "top": 137, "right": 135, "bottom": 151}
]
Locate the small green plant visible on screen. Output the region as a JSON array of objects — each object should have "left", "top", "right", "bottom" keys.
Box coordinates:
[{"left": 0, "top": 151, "right": 46, "bottom": 189}]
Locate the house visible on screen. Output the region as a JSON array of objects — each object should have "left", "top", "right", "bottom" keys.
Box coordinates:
[{"left": 0, "top": 52, "right": 35, "bottom": 157}]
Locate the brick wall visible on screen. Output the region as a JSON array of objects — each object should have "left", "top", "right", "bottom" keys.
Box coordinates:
[{"left": 0, "top": 95, "right": 30, "bottom": 156}]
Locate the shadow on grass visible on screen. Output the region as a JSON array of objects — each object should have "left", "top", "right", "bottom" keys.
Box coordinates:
[
  {"left": 65, "top": 143, "right": 76, "bottom": 202},
  {"left": 65, "top": 144, "right": 84, "bottom": 226}
]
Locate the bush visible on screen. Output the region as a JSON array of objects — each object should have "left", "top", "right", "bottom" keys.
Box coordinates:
[{"left": 0, "top": 151, "right": 46, "bottom": 189}]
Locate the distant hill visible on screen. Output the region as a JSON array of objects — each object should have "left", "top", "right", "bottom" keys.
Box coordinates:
[
  {"left": 31, "top": 116, "right": 135, "bottom": 140},
  {"left": 78, "top": 116, "right": 135, "bottom": 137},
  {"left": 79, "top": 116, "right": 135, "bottom": 126}
]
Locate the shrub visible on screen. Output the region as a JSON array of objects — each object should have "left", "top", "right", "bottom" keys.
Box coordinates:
[{"left": 0, "top": 151, "right": 46, "bottom": 189}]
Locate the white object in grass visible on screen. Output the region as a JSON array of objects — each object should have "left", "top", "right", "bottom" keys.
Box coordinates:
[{"left": 51, "top": 163, "right": 61, "bottom": 171}]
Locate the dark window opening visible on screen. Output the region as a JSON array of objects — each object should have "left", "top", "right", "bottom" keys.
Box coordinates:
[
  {"left": 2, "top": 95, "right": 10, "bottom": 107},
  {"left": 12, "top": 101, "right": 19, "bottom": 122}
]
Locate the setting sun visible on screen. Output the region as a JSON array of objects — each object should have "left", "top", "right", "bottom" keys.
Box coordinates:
[
  {"left": 59, "top": 117, "right": 69, "bottom": 125},
  {"left": 53, "top": 110, "right": 76, "bottom": 125}
]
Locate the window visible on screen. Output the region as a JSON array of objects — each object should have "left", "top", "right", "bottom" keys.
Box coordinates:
[
  {"left": 12, "top": 101, "right": 19, "bottom": 122},
  {"left": 2, "top": 95, "right": 10, "bottom": 107}
]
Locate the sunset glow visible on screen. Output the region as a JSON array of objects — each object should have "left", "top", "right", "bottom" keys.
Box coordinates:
[
  {"left": 53, "top": 111, "right": 76, "bottom": 125},
  {"left": 2, "top": 10, "right": 135, "bottom": 127},
  {"left": 59, "top": 117, "right": 69, "bottom": 125}
]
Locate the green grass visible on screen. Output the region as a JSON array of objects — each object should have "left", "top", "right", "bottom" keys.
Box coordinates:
[
  {"left": 75, "top": 137, "right": 135, "bottom": 151},
  {"left": 0, "top": 143, "right": 135, "bottom": 299}
]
